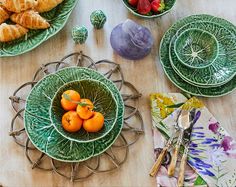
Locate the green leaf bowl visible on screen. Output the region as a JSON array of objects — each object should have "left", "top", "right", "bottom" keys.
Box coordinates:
[
  {"left": 122, "top": 0, "right": 176, "bottom": 19},
  {"left": 0, "top": 0, "right": 78, "bottom": 57},
  {"left": 50, "top": 79, "right": 119, "bottom": 143},
  {"left": 174, "top": 28, "right": 219, "bottom": 69}
]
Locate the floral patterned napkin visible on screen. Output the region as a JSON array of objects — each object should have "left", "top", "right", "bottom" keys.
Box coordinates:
[{"left": 151, "top": 93, "right": 236, "bottom": 187}]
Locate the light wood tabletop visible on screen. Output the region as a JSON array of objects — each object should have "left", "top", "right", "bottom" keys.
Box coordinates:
[{"left": 0, "top": 0, "right": 235, "bottom": 186}]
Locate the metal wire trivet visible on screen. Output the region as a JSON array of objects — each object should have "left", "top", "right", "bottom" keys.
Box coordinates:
[{"left": 9, "top": 51, "right": 144, "bottom": 182}]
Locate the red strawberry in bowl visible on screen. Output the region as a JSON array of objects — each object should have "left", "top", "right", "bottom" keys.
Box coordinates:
[
  {"left": 151, "top": 0, "right": 165, "bottom": 13},
  {"left": 137, "top": 0, "right": 152, "bottom": 15},
  {"left": 128, "top": 0, "right": 138, "bottom": 7}
]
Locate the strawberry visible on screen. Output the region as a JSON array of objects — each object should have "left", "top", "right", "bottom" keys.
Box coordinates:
[
  {"left": 137, "top": 0, "right": 151, "bottom": 15},
  {"left": 128, "top": 0, "right": 138, "bottom": 7},
  {"left": 151, "top": 0, "right": 165, "bottom": 13}
]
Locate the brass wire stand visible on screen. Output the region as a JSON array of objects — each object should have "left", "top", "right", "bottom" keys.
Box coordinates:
[{"left": 9, "top": 51, "right": 145, "bottom": 182}]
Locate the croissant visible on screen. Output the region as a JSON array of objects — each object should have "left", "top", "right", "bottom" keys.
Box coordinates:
[
  {"left": 10, "top": 10, "right": 50, "bottom": 29},
  {"left": 35, "top": 0, "right": 64, "bottom": 13},
  {"left": 0, "top": 23, "right": 28, "bottom": 42},
  {"left": 1, "top": 0, "right": 38, "bottom": 13},
  {"left": 0, "top": 5, "right": 10, "bottom": 24}
]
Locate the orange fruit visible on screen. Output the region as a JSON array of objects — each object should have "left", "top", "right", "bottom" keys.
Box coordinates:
[
  {"left": 83, "top": 112, "right": 104, "bottom": 132},
  {"left": 61, "top": 111, "right": 83, "bottom": 133},
  {"left": 80, "top": 99, "right": 94, "bottom": 110},
  {"left": 76, "top": 98, "right": 94, "bottom": 120},
  {"left": 61, "top": 90, "right": 80, "bottom": 111}
]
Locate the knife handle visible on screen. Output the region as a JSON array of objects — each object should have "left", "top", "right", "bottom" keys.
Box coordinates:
[
  {"left": 178, "top": 147, "right": 189, "bottom": 187},
  {"left": 149, "top": 137, "right": 174, "bottom": 177},
  {"left": 149, "top": 146, "right": 168, "bottom": 177},
  {"left": 167, "top": 144, "right": 180, "bottom": 176},
  {"left": 168, "top": 131, "right": 183, "bottom": 177}
]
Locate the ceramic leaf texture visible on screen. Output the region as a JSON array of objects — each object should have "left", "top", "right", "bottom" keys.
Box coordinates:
[
  {"left": 170, "top": 21, "right": 236, "bottom": 86},
  {"left": 93, "top": 116, "right": 123, "bottom": 157},
  {"left": 0, "top": 0, "right": 78, "bottom": 57},
  {"left": 55, "top": 67, "right": 124, "bottom": 119},
  {"left": 45, "top": 128, "right": 95, "bottom": 161},
  {"left": 55, "top": 68, "right": 125, "bottom": 157},
  {"left": 25, "top": 74, "right": 65, "bottom": 119},
  {"left": 25, "top": 111, "right": 95, "bottom": 161},
  {"left": 24, "top": 111, "right": 54, "bottom": 151},
  {"left": 51, "top": 79, "right": 118, "bottom": 143},
  {"left": 174, "top": 28, "right": 219, "bottom": 69},
  {"left": 159, "top": 14, "right": 236, "bottom": 97},
  {"left": 24, "top": 67, "right": 124, "bottom": 162}
]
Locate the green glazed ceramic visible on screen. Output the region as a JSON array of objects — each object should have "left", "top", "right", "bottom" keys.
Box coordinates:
[
  {"left": 169, "top": 21, "right": 236, "bottom": 87},
  {"left": 174, "top": 28, "right": 219, "bottom": 69},
  {"left": 90, "top": 10, "right": 107, "bottom": 29},
  {"left": 160, "top": 14, "right": 236, "bottom": 97},
  {"left": 171, "top": 65, "right": 227, "bottom": 88},
  {"left": 71, "top": 26, "right": 88, "bottom": 44},
  {"left": 0, "top": 0, "right": 78, "bottom": 57},
  {"left": 122, "top": 0, "right": 176, "bottom": 19},
  {"left": 50, "top": 79, "right": 118, "bottom": 143},
  {"left": 25, "top": 67, "right": 124, "bottom": 162}
]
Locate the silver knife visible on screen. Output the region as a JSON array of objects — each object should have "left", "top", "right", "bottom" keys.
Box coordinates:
[{"left": 177, "top": 109, "right": 196, "bottom": 187}]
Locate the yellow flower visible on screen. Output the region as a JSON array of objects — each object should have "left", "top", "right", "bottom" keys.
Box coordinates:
[
  {"left": 150, "top": 93, "right": 175, "bottom": 119},
  {"left": 181, "top": 97, "right": 204, "bottom": 111}
]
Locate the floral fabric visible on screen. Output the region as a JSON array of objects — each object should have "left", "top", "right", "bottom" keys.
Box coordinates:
[
  {"left": 150, "top": 93, "right": 236, "bottom": 186},
  {"left": 150, "top": 93, "right": 201, "bottom": 186}
]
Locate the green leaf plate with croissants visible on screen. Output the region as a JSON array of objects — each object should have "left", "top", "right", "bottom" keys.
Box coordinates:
[{"left": 0, "top": 0, "right": 78, "bottom": 57}]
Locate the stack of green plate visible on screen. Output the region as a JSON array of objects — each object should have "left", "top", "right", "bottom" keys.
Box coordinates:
[
  {"left": 24, "top": 67, "right": 124, "bottom": 162},
  {"left": 160, "top": 14, "right": 236, "bottom": 97}
]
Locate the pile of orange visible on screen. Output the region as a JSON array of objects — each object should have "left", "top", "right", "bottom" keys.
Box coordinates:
[{"left": 60, "top": 90, "right": 104, "bottom": 133}]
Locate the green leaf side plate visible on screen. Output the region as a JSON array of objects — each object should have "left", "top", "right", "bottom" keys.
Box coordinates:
[
  {"left": 170, "top": 21, "right": 236, "bottom": 86},
  {"left": 0, "top": 0, "right": 78, "bottom": 57},
  {"left": 24, "top": 67, "right": 124, "bottom": 162},
  {"left": 171, "top": 65, "right": 227, "bottom": 88},
  {"left": 50, "top": 79, "right": 119, "bottom": 143},
  {"left": 160, "top": 14, "right": 236, "bottom": 97}
]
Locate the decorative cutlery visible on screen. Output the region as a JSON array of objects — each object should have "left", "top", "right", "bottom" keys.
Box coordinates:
[
  {"left": 149, "top": 135, "right": 174, "bottom": 177},
  {"left": 177, "top": 109, "right": 196, "bottom": 186},
  {"left": 168, "top": 110, "right": 190, "bottom": 176},
  {"left": 149, "top": 110, "right": 182, "bottom": 177}
]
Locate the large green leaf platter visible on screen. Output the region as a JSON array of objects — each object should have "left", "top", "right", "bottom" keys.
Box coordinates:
[
  {"left": 24, "top": 67, "right": 124, "bottom": 162},
  {"left": 0, "top": 0, "right": 78, "bottom": 57},
  {"left": 160, "top": 14, "right": 236, "bottom": 97}
]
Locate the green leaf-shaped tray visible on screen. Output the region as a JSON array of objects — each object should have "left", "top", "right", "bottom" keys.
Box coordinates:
[
  {"left": 169, "top": 20, "right": 236, "bottom": 87},
  {"left": 160, "top": 14, "right": 236, "bottom": 97},
  {"left": 24, "top": 67, "right": 124, "bottom": 162},
  {"left": 0, "top": 0, "right": 78, "bottom": 57},
  {"left": 174, "top": 28, "right": 219, "bottom": 69},
  {"left": 50, "top": 79, "right": 119, "bottom": 143}
]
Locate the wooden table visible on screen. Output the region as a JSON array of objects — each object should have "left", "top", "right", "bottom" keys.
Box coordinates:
[{"left": 0, "top": 0, "right": 235, "bottom": 186}]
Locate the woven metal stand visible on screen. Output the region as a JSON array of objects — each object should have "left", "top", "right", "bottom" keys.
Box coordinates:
[{"left": 9, "top": 51, "right": 144, "bottom": 182}]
